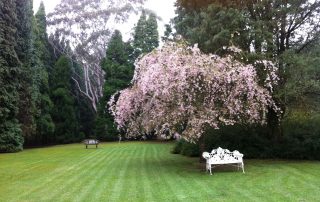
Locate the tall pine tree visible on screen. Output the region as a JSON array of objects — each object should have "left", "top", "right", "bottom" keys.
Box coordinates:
[
  {"left": 145, "top": 13, "right": 159, "bottom": 52},
  {"left": 133, "top": 11, "right": 159, "bottom": 58},
  {"left": 0, "top": 0, "right": 24, "bottom": 152},
  {"left": 95, "top": 30, "right": 134, "bottom": 140},
  {"left": 32, "top": 2, "right": 55, "bottom": 145},
  {"left": 15, "top": 0, "right": 35, "bottom": 142},
  {"left": 133, "top": 11, "right": 148, "bottom": 58},
  {"left": 51, "top": 56, "right": 80, "bottom": 143}
]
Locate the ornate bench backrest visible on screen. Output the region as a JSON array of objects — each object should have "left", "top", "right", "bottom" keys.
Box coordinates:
[{"left": 203, "top": 147, "right": 243, "bottom": 162}]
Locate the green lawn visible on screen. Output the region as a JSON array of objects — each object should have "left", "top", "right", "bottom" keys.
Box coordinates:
[{"left": 0, "top": 142, "right": 320, "bottom": 202}]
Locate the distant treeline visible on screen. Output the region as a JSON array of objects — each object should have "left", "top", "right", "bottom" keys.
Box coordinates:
[{"left": 0, "top": 1, "right": 159, "bottom": 152}]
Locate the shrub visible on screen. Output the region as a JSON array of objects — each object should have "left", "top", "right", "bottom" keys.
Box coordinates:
[
  {"left": 171, "top": 139, "right": 183, "bottom": 154},
  {"left": 281, "top": 111, "right": 320, "bottom": 160},
  {"left": 174, "top": 111, "right": 320, "bottom": 160},
  {"left": 172, "top": 139, "right": 199, "bottom": 157}
]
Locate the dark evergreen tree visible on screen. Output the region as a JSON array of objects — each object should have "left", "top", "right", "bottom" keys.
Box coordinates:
[
  {"left": 174, "top": 4, "right": 248, "bottom": 54},
  {"left": 49, "top": 34, "right": 96, "bottom": 140},
  {"left": 133, "top": 11, "right": 148, "bottom": 58},
  {"left": 161, "top": 23, "right": 174, "bottom": 42},
  {"left": 145, "top": 13, "right": 159, "bottom": 52},
  {"left": 0, "top": 0, "right": 24, "bottom": 152},
  {"left": 51, "top": 56, "right": 80, "bottom": 143},
  {"left": 133, "top": 11, "right": 159, "bottom": 58},
  {"left": 95, "top": 30, "right": 134, "bottom": 140},
  {"left": 15, "top": 0, "right": 35, "bottom": 141},
  {"left": 32, "top": 2, "right": 55, "bottom": 145}
]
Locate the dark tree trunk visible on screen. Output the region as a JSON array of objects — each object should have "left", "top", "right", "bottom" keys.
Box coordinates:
[{"left": 198, "top": 135, "right": 206, "bottom": 163}]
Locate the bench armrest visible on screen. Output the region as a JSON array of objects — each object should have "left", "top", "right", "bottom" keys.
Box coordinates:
[
  {"left": 202, "top": 152, "right": 210, "bottom": 160},
  {"left": 233, "top": 150, "right": 243, "bottom": 158}
]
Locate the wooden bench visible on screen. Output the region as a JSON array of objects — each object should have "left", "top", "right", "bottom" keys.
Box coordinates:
[
  {"left": 202, "top": 147, "right": 244, "bottom": 175},
  {"left": 83, "top": 139, "right": 99, "bottom": 149}
]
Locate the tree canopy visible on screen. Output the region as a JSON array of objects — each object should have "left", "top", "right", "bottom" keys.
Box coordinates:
[
  {"left": 0, "top": 0, "right": 24, "bottom": 152},
  {"left": 109, "top": 42, "right": 280, "bottom": 141},
  {"left": 95, "top": 30, "right": 134, "bottom": 140},
  {"left": 133, "top": 11, "right": 159, "bottom": 58},
  {"left": 47, "top": 0, "right": 146, "bottom": 111}
]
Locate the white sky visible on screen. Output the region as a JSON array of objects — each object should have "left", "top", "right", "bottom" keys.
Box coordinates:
[{"left": 33, "top": 0, "right": 176, "bottom": 41}]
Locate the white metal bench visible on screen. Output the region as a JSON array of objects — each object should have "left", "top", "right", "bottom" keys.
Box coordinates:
[{"left": 202, "top": 147, "right": 244, "bottom": 175}]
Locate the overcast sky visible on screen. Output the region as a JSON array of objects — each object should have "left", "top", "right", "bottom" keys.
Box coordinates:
[{"left": 33, "top": 0, "right": 176, "bottom": 41}]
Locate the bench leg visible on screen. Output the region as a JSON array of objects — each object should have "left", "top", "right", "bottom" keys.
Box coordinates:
[
  {"left": 86, "top": 145, "right": 87, "bottom": 149},
  {"left": 241, "top": 162, "right": 245, "bottom": 173},
  {"left": 96, "top": 144, "right": 97, "bottom": 149},
  {"left": 205, "top": 163, "right": 212, "bottom": 175}
]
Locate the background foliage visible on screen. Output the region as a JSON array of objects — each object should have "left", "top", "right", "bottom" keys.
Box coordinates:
[
  {"left": 0, "top": 0, "right": 319, "bottom": 161},
  {"left": 172, "top": 0, "right": 320, "bottom": 159}
]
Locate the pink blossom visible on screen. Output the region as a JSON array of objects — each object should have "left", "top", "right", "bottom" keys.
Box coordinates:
[{"left": 109, "top": 42, "right": 280, "bottom": 142}]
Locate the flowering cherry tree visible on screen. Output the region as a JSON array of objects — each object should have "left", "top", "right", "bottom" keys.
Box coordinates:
[{"left": 109, "top": 41, "right": 280, "bottom": 142}]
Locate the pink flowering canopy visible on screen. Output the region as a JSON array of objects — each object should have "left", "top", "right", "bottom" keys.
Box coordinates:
[{"left": 109, "top": 42, "right": 280, "bottom": 142}]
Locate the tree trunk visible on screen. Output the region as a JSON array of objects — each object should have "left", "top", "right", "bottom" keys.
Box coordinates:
[{"left": 198, "top": 135, "right": 206, "bottom": 163}]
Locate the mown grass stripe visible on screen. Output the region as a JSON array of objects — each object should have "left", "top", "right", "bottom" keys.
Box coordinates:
[
  {"left": 0, "top": 148, "right": 64, "bottom": 179},
  {"left": 108, "top": 143, "right": 137, "bottom": 201},
  {"left": 89, "top": 143, "right": 130, "bottom": 201},
  {"left": 75, "top": 145, "right": 130, "bottom": 201},
  {"left": 149, "top": 143, "right": 182, "bottom": 201},
  {"left": 118, "top": 142, "right": 146, "bottom": 201},
  {"left": 140, "top": 145, "right": 153, "bottom": 201},
  {"left": 16, "top": 147, "right": 106, "bottom": 201},
  {"left": 1, "top": 142, "right": 320, "bottom": 201},
  {"left": 45, "top": 147, "right": 119, "bottom": 201}
]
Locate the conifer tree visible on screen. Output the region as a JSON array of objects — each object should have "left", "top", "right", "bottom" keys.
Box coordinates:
[
  {"left": 33, "top": 2, "right": 55, "bottom": 144},
  {"left": 145, "top": 13, "right": 159, "bottom": 52},
  {"left": 161, "top": 24, "right": 173, "bottom": 42},
  {"left": 15, "top": 0, "right": 35, "bottom": 141},
  {"left": 133, "top": 11, "right": 159, "bottom": 58},
  {"left": 51, "top": 56, "right": 80, "bottom": 143},
  {"left": 0, "top": 0, "right": 24, "bottom": 152},
  {"left": 95, "top": 30, "right": 134, "bottom": 140},
  {"left": 133, "top": 11, "right": 148, "bottom": 58}
]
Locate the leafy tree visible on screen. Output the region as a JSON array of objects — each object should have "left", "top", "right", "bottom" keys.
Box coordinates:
[
  {"left": 174, "top": 0, "right": 320, "bottom": 140},
  {"left": 174, "top": 4, "right": 248, "bottom": 54},
  {"left": 282, "top": 42, "right": 320, "bottom": 112},
  {"left": 47, "top": 0, "right": 146, "bottom": 111},
  {"left": 176, "top": 0, "right": 245, "bottom": 10},
  {"left": 0, "top": 0, "right": 24, "bottom": 152},
  {"left": 51, "top": 56, "right": 80, "bottom": 143},
  {"left": 175, "top": 0, "right": 320, "bottom": 64},
  {"left": 175, "top": 0, "right": 320, "bottom": 60},
  {"left": 95, "top": 30, "right": 134, "bottom": 140},
  {"left": 109, "top": 42, "right": 279, "bottom": 142}
]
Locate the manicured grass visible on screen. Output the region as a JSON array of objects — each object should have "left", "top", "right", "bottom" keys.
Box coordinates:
[{"left": 0, "top": 142, "right": 320, "bottom": 202}]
